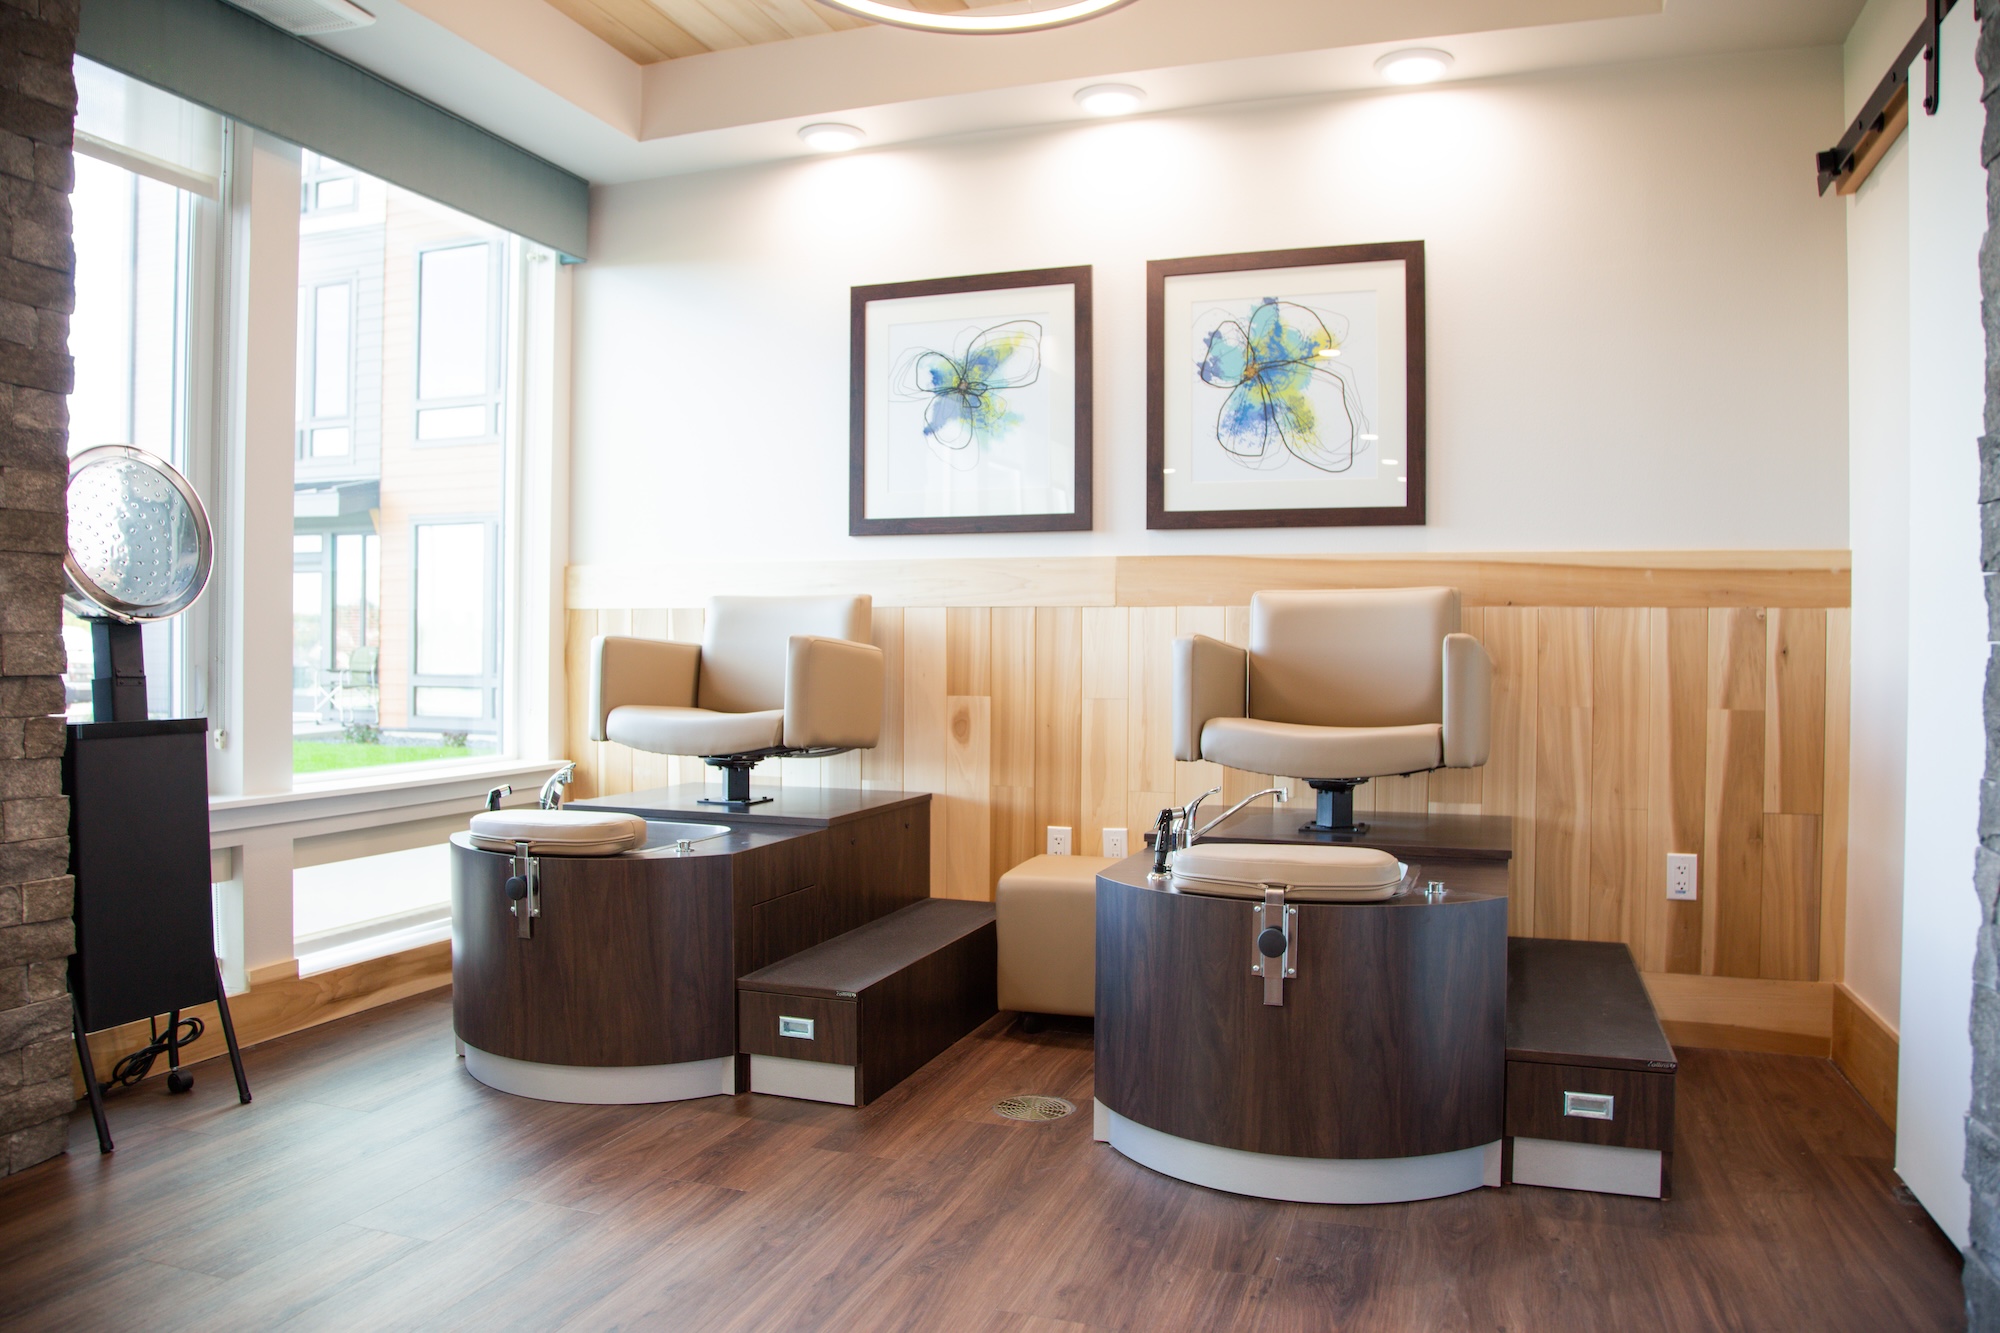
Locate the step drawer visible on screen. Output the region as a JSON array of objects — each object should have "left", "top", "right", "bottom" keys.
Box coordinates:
[
  {"left": 1505, "top": 1060, "right": 1674, "bottom": 1152},
  {"left": 739, "top": 991, "right": 857, "bottom": 1067}
]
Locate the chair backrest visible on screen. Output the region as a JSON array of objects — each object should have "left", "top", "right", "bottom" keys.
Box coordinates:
[
  {"left": 1247, "top": 587, "right": 1459, "bottom": 729},
  {"left": 699, "top": 594, "right": 873, "bottom": 714},
  {"left": 349, "top": 645, "right": 379, "bottom": 675}
]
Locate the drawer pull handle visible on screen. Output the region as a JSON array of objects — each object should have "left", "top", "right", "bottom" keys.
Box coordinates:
[
  {"left": 1564, "top": 1091, "right": 1614, "bottom": 1120},
  {"left": 778, "top": 1016, "right": 815, "bottom": 1041}
]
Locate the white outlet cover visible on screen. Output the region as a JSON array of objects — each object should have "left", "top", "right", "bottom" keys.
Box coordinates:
[
  {"left": 1103, "top": 828, "right": 1128, "bottom": 857},
  {"left": 1048, "top": 826, "right": 1072, "bottom": 856},
  {"left": 1667, "top": 853, "right": 1698, "bottom": 900}
]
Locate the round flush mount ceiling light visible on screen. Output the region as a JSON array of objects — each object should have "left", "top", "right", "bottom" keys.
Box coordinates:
[
  {"left": 1374, "top": 48, "right": 1454, "bottom": 85},
  {"left": 813, "top": 0, "right": 1140, "bottom": 36},
  {"left": 799, "top": 122, "right": 865, "bottom": 152},
  {"left": 1074, "top": 83, "right": 1145, "bottom": 116}
]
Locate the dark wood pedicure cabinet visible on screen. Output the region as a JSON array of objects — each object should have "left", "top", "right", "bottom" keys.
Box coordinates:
[{"left": 450, "top": 786, "right": 994, "bottom": 1106}]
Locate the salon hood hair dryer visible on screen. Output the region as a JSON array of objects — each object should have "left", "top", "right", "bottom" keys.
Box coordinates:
[
  {"left": 62, "top": 445, "right": 214, "bottom": 720},
  {"left": 59, "top": 445, "right": 245, "bottom": 1157}
]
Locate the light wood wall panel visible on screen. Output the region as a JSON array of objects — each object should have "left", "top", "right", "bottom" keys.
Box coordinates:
[{"left": 563, "top": 571, "right": 1852, "bottom": 986}]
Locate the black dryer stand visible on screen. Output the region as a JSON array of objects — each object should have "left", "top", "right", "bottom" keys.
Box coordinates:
[{"left": 67, "top": 716, "right": 250, "bottom": 1152}]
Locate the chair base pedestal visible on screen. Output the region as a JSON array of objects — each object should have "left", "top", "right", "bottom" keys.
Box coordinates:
[
  {"left": 698, "top": 756, "right": 773, "bottom": 808},
  {"left": 1301, "top": 780, "right": 1370, "bottom": 838}
]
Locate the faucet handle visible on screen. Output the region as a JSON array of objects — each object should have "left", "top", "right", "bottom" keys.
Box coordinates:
[{"left": 485, "top": 784, "right": 512, "bottom": 811}]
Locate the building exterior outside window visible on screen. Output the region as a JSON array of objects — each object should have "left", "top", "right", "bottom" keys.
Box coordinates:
[{"left": 292, "top": 158, "right": 513, "bottom": 773}]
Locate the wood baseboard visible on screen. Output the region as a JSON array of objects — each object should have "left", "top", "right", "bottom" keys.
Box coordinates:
[
  {"left": 71, "top": 941, "right": 451, "bottom": 1098},
  {"left": 1642, "top": 973, "right": 1833, "bottom": 1057},
  {"left": 1831, "top": 983, "right": 1899, "bottom": 1129}
]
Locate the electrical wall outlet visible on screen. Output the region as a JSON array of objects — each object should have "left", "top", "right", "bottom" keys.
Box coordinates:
[
  {"left": 1103, "top": 828, "right": 1129, "bottom": 858},
  {"left": 1047, "top": 826, "right": 1072, "bottom": 856},
  {"left": 1667, "top": 853, "right": 1698, "bottom": 901}
]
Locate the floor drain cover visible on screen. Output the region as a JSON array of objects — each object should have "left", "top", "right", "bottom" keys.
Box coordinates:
[{"left": 993, "top": 1095, "right": 1075, "bottom": 1122}]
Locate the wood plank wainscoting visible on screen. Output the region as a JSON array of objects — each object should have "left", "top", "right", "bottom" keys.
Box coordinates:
[{"left": 561, "top": 551, "right": 1898, "bottom": 1112}]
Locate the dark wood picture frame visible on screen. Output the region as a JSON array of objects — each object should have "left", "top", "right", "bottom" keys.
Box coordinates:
[
  {"left": 1146, "top": 241, "right": 1426, "bottom": 529},
  {"left": 850, "top": 266, "right": 1093, "bottom": 537}
]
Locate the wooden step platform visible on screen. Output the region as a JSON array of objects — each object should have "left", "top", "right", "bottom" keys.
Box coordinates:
[
  {"left": 1505, "top": 936, "right": 1678, "bottom": 1198},
  {"left": 738, "top": 898, "right": 996, "bottom": 1106}
]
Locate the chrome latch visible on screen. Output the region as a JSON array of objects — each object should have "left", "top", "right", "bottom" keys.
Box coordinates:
[
  {"left": 1249, "top": 886, "right": 1296, "bottom": 1006},
  {"left": 1563, "top": 1091, "right": 1615, "bottom": 1120},
  {"left": 506, "top": 839, "right": 540, "bottom": 939}
]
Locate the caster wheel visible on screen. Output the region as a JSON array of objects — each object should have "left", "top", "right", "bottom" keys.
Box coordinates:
[{"left": 167, "top": 1070, "right": 193, "bottom": 1094}]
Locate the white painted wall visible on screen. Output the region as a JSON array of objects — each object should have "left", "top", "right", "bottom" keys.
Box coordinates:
[
  {"left": 1896, "top": 0, "right": 1985, "bottom": 1253},
  {"left": 572, "top": 47, "right": 1848, "bottom": 568},
  {"left": 1843, "top": 0, "right": 1919, "bottom": 1031}
]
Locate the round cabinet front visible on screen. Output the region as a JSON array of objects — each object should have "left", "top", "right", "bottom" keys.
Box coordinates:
[
  {"left": 1094, "top": 874, "right": 1506, "bottom": 1203},
  {"left": 450, "top": 838, "right": 737, "bottom": 1102}
]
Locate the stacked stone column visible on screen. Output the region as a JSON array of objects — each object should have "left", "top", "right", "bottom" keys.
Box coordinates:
[{"left": 0, "top": 0, "right": 77, "bottom": 1177}]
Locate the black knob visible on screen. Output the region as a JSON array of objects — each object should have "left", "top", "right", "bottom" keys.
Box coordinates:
[
  {"left": 505, "top": 875, "right": 528, "bottom": 901},
  {"left": 1258, "top": 927, "right": 1287, "bottom": 958}
]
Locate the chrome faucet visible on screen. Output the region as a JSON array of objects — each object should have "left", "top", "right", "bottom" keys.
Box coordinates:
[
  {"left": 1192, "top": 787, "right": 1286, "bottom": 841},
  {"left": 539, "top": 761, "right": 576, "bottom": 810},
  {"left": 1150, "top": 786, "right": 1220, "bottom": 877},
  {"left": 1150, "top": 786, "right": 1287, "bottom": 880}
]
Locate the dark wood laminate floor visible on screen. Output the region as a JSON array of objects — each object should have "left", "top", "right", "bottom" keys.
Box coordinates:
[{"left": 0, "top": 991, "right": 1963, "bottom": 1332}]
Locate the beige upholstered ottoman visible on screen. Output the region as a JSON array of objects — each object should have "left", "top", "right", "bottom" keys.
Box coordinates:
[{"left": 996, "top": 854, "right": 1117, "bottom": 1026}]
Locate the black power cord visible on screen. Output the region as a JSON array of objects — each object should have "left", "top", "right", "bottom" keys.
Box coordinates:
[{"left": 106, "top": 1014, "right": 205, "bottom": 1093}]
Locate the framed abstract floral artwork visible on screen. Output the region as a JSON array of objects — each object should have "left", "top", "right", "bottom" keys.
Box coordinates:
[
  {"left": 1146, "top": 242, "right": 1426, "bottom": 528},
  {"left": 850, "top": 266, "right": 1093, "bottom": 536}
]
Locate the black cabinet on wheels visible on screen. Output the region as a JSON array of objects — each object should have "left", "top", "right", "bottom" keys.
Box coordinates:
[{"left": 66, "top": 718, "right": 249, "bottom": 1151}]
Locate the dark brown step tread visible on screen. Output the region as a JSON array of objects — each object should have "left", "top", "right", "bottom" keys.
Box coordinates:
[
  {"left": 739, "top": 898, "right": 995, "bottom": 998},
  {"left": 1507, "top": 936, "right": 1677, "bottom": 1073}
]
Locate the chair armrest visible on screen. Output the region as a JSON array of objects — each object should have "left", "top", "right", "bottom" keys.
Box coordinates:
[
  {"left": 1174, "top": 634, "right": 1247, "bottom": 762},
  {"left": 784, "top": 635, "right": 885, "bottom": 750},
  {"left": 590, "top": 636, "right": 700, "bottom": 742},
  {"left": 1442, "top": 632, "right": 1492, "bottom": 768}
]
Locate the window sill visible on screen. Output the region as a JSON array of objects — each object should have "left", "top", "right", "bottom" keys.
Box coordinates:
[{"left": 210, "top": 757, "right": 563, "bottom": 835}]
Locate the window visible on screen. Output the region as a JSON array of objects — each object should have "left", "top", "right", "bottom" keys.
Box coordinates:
[
  {"left": 301, "top": 150, "right": 358, "bottom": 217},
  {"left": 64, "top": 148, "right": 204, "bottom": 721},
  {"left": 292, "top": 160, "right": 514, "bottom": 773},
  {"left": 415, "top": 242, "right": 502, "bottom": 442},
  {"left": 411, "top": 520, "right": 495, "bottom": 725},
  {"left": 299, "top": 280, "right": 354, "bottom": 457}
]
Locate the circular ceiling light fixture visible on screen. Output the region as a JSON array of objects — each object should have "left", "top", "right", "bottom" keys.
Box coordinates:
[
  {"left": 799, "top": 122, "right": 865, "bottom": 152},
  {"left": 1374, "top": 48, "right": 1454, "bottom": 85},
  {"left": 813, "top": 0, "right": 1140, "bottom": 36},
  {"left": 1074, "top": 83, "right": 1145, "bottom": 116}
]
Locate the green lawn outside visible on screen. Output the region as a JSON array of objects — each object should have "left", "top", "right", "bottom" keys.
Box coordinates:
[{"left": 294, "top": 741, "right": 487, "bottom": 773}]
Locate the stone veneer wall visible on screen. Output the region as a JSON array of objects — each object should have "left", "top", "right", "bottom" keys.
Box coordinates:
[{"left": 0, "top": 0, "right": 76, "bottom": 1177}]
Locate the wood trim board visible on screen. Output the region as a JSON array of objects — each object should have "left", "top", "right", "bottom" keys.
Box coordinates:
[
  {"left": 1832, "top": 982, "right": 1899, "bottom": 1129},
  {"left": 568, "top": 552, "right": 1851, "bottom": 612}
]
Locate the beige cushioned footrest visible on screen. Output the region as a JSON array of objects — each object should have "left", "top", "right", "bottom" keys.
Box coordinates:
[
  {"left": 996, "top": 853, "right": 1117, "bottom": 1018},
  {"left": 468, "top": 809, "right": 650, "bottom": 856},
  {"left": 1171, "top": 843, "right": 1407, "bottom": 902}
]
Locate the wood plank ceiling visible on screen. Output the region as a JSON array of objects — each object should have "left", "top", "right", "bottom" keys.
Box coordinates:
[{"left": 542, "top": 0, "right": 994, "bottom": 63}]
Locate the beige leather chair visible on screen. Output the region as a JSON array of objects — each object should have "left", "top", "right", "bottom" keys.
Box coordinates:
[
  {"left": 1174, "top": 587, "right": 1491, "bottom": 834},
  {"left": 590, "top": 594, "right": 884, "bottom": 807}
]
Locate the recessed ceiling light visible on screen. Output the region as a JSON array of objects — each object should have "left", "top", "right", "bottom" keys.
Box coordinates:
[
  {"left": 1374, "top": 48, "right": 1454, "bottom": 85},
  {"left": 799, "top": 123, "right": 865, "bottom": 153},
  {"left": 1075, "top": 83, "right": 1145, "bottom": 117},
  {"left": 817, "top": 0, "right": 1138, "bottom": 35}
]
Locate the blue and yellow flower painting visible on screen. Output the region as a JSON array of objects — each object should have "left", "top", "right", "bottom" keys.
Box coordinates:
[
  {"left": 891, "top": 320, "right": 1044, "bottom": 468},
  {"left": 1195, "top": 298, "right": 1369, "bottom": 474}
]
